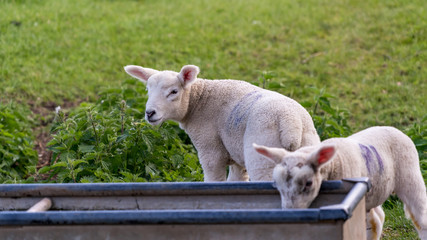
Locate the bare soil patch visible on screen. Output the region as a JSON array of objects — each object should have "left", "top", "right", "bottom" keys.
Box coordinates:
[{"left": 30, "top": 100, "right": 82, "bottom": 169}]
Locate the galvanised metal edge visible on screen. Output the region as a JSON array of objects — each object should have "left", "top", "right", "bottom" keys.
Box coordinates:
[
  {"left": 0, "top": 209, "right": 323, "bottom": 225},
  {"left": 0, "top": 181, "right": 349, "bottom": 197},
  {"left": 0, "top": 178, "right": 370, "bottom": 226},
  {"left": 319, "top": 178, "right": 370, "bottom": 221}
]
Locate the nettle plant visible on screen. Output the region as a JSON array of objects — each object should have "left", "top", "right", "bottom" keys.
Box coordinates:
[
  {"left": 42, "top": 80, "right": 203, "bottom": 183},
  {"left": 303, "top": 87, "right": 353, "bottom": 140},
  {"left": 0, "top": 102, "right": 38, "bottom": 182}
]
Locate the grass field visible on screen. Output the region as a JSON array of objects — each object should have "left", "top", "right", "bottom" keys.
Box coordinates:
[{"left": 1, "top": 0, "right": 426, "bottom": 238}]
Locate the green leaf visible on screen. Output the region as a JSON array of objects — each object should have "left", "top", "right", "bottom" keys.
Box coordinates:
[
  {"left": 38, "top": 166, "right": 51, "bottom": 174},
  {"left": 72, "top": 160, "right": 88, "bottom": 168},
  {"left": 51, "top": 162, "right": 68, "bottom": 168},
  {"left": 78, "top": 144, "right": 95, "bottom": 153},
  {"left": 414, "top": 138, "right": 427, "bottom": 148}
]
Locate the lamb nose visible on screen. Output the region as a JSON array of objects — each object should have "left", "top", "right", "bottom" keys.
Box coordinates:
[{"left": 146, "top": 110, "right": 156, "bottom": 118}]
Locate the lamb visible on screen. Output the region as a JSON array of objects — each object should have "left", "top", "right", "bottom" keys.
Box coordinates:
[
  {"left": 253, "top": 126, "right": 427, "bottom": 240},
  {"left": 124, "top": 64, "right": 320, "bottom": 181}
]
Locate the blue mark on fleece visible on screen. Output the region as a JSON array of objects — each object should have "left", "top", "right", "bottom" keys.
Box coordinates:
[
  {"left": 359, "top": 144, "right": 384, "bottom": 175},
  {"left": 369, "top": 145, "right": 384, "bottom": 173},
  {"left": 227, "top": 91, "right": 263, "bottom": 131}
]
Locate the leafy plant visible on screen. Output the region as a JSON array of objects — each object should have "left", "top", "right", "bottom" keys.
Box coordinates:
[
  {"left": 0, "top": 102, "right": 38, "bottom": 182},
  {"left": 258, "top": 71, "right": 278, "bottom": 89},
  {"left": 42, "top": 80, "right": 203, "bottom": 183},
  {"left": 302, "top": 87, "right": 353, "bottom": 140}
]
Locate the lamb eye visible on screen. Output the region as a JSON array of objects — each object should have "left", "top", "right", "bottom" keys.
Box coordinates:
[
  {"left": 168, "top": 90, "right": 178, "bottom": 97},
  {"left": 301, "top": 180, "right": 313, "bottom": 192}
]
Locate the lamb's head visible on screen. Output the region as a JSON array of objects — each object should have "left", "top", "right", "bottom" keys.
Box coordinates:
[
  {"left": 253, "top": 143, "right": 336, "bottom": 209},
  {"left": 124, "top": 65, "right": 199, "bottom": 125}
]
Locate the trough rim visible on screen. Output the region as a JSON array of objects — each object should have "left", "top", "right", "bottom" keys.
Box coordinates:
[{"left": 0, "top": 178, "right": 370, "bottom": 226}]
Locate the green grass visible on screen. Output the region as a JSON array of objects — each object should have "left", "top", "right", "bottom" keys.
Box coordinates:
[
  {"left": 1, "top": 0, "right": 425, "bottom": 128},
  {"left": 382, "top": 197, "right": 420, "bottom": 240},
  {"left": 0, "top": 0, "right": 426, "bottom": 238}
]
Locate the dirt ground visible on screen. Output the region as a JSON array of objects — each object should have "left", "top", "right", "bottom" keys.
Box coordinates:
[{"left": 30, "top": 100, "right": 81, "bottom": 169}]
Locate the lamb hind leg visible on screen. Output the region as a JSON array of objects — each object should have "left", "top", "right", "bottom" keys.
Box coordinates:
[
  {"left": 394, "top": 167, "right": 427, "bottom": 238},
  {"left": 244, "top": 148, "right": 276, "bottom": 181},
  {"left": 243, "top": 130, "right": 284, "bottom": 181},
  {"left": 398, "top": 185, "right": 427, "bottom": 239},
  {"left": 227, "top": 164, "right": 249, "bottom": 181}
]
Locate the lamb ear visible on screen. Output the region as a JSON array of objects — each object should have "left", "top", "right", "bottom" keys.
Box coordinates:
[
  {"left": 311, "top": 144, "right": 336, "bottom": 169},
  {"left": 178, "top": 65, "right": 199, "bottom": 88},
  {"left": 253, "top": 143, "right": 287, "bottom": 164},
  {"left": 124, "top": 65, "right": 159, "bottom": 83}
]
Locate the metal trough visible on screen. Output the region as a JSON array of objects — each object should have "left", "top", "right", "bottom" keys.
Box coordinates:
[{"left": 0, "top": 177, "right": 370, "bottom": 240}]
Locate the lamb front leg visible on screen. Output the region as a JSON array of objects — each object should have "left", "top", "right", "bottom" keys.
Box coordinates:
[
  {"left": 197, "top": 148, "right": 229, "bottom": 182},
  {"left": 366, "top": 207, "right": 384, "bottom": 240}
]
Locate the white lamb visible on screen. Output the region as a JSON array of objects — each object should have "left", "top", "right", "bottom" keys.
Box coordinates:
[
  {"left": 124, "top": 64, "right": 320, "bottom": 181},
  {"left": 254, "top": 126, "right": 427, "bottom": 240}
]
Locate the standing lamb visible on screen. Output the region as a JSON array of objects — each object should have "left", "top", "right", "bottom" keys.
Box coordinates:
[
  {"left": 253, "top": 126, "right": 427, "bottom": 240},
  {"left": 124, "top": 64, "right": 320, "bottom": 181}
]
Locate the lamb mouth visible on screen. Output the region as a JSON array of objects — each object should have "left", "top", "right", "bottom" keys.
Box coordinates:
[{"left": 147, "top": 118, "right": 162, "bottom": 125}]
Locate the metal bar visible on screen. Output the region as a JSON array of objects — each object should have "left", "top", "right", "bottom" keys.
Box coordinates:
[
  {"left": 319, "top": 178, "right": 370, "bottom": 220},
  {"left": 0, "top": 182, "right": 277, "bottom": 197},
  {"left": 0, "top": 209, "right": 324, "bottom": 225},
  {"left": 0, "top": 181, "right": 348, "bottom": 198},
  {"left": 0, "top": 178, "right": 370, "bottom": 226}
]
